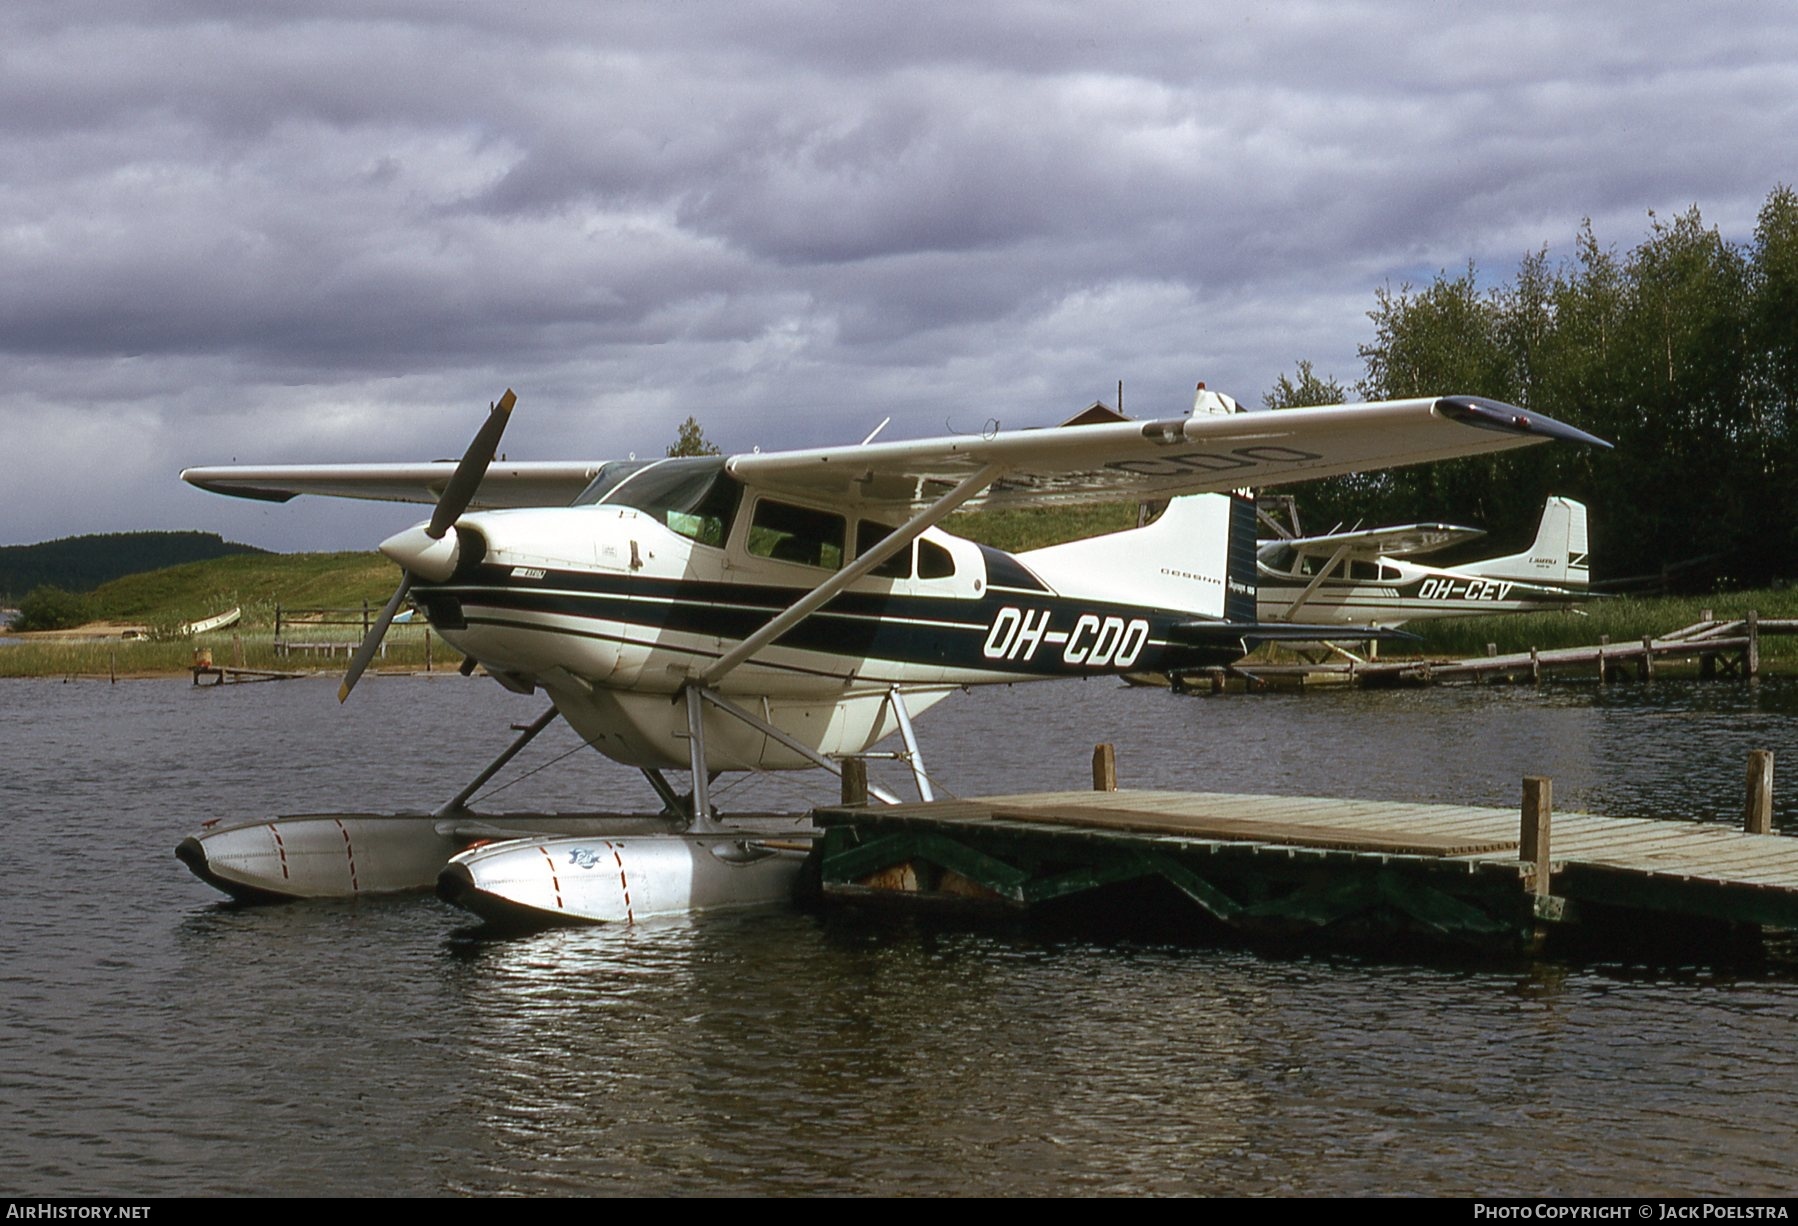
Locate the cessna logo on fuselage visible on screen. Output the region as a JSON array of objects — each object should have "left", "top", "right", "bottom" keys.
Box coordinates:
[
  {"left": 983, "top": 605, "right": 1149, "bottom": 668},
  {"left": 1416, "top": 577, "right": 1515, "bottom": 602}
]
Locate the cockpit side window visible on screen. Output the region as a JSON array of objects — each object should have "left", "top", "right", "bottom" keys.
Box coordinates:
[
  {"left": 574, "top": 457, "right": 740, "bottom": 549},
  {"left": 749, "top": 498, "right": 845, "bottom": 570}
]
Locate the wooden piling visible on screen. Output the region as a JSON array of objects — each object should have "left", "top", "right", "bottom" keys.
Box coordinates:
[
  {"left": 840, "top": 758, "right": 869, "bottom": 807},
  {"left": 1521, "top": 776, "right": 1553, "bottom": 897},
  {"left": 1748, "top": 610, "right": 1761, "bottom": 678},
  {"left": 1746, "top": 750, "right": 1774, "bottom": 836},
  {"left": 1092, "top": 743, "right": 1118, "bottom": 792}
]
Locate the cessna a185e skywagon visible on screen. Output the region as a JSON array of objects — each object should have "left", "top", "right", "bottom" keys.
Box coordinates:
[
  {"left": 177, "top": 387, "right": 1606, "bottom": 925},
  {"left": 1257, "top": 496, "right": 1591, "bottom": 629}
]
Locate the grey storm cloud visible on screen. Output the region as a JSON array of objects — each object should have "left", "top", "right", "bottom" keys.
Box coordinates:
[{"left": 2, "top": 0, "right": 1796, "bottom": 550}]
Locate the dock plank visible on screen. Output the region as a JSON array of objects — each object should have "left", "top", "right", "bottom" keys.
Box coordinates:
[
  {"left": 846, "top": 790, "right": 1798, "bottom": 889},
  {"left": 976, "top": 800, "right": 1517, "bottom": 856}
]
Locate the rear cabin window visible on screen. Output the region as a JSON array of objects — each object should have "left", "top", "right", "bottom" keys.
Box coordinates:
[
  {"left": 918, "top": 539, "right": 955, "bottom": 579},
  {"left": 749, "top": 499, "right": 845, "bottom": 570},
  {"left": 855, "top": 521, "right": 913, "bottom": 579}
]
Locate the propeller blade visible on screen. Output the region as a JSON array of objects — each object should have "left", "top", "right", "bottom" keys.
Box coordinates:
[
  {"left": 428, "top": 389, "right": 516, "bottom": 539},
  {"left": 343, "top": 390, "right": 515, "bottom": 704},
  {"left": 338, "top": 572, "right": 415, "bottom": 703}
]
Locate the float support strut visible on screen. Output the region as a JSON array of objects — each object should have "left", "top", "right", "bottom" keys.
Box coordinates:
[{"left": 432, "top": 705, "right": 561, "bottom": 818}]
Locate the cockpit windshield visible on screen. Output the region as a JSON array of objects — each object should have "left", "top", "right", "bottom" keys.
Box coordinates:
[
  {"left": 1259, "top": 544, "right": 1300, "bottom": 575},
  {"left": 572, "top": 457, "right": 742, "bottom": 549}
]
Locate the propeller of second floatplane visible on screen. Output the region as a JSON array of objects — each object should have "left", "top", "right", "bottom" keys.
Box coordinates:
[{"left": 337, "top": 389, "right": 516, "bottom": 703}]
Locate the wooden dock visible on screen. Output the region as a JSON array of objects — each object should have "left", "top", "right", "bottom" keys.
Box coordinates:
[
  {"left": 1154, "top": 613, "right": 1796, "bottom": 691},
  {"left": 811, "top": 755, "right": 1798, "bottom": 954}
]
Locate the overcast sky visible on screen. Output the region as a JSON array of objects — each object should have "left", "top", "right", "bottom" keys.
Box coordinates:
[{"left": 4, "top": 0, "right": 1794, "bottom": 551}]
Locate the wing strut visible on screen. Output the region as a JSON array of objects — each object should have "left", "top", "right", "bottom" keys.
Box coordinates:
[
  {"left": 1283, "top": 542, "right": 1353, "bottom": 621},
  {"left": 699, "top": 462, "right": 1006, "bottom": 688}
]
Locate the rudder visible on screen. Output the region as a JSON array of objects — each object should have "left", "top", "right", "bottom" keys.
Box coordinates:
[{"left": 1460, "top": 497, "right": 1589, "bottom": 589}]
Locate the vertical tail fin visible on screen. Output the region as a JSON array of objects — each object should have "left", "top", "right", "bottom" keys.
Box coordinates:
[
  {"left": 1460, "top": 497, "right": 1589, "bottom": 589},
  {"left": 1017, "top": 492, "right": 1256, "bottom": 618}
]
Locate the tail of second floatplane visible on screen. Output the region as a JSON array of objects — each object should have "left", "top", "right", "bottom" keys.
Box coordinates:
[{"left": 1459, "top": 496, "right": 1590, "bottom": 590}]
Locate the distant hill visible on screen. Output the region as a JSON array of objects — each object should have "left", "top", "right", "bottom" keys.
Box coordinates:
[{"left": 0, "top": 532, "right": 268, "bottom": 600}]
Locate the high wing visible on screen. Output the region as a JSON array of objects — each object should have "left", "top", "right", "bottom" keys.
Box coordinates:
[
  {"left": 180, "top": 461, "right": 601, "bottom": 508},
  {"left": 728, "top": 395, "right": 1603, "bottom": 512},
  {"left": 182, "top": 394, "right": 1606, "bottom": 512},
  {"left": 1279, "top": 522, "right": 1487, "bottom": 561}
]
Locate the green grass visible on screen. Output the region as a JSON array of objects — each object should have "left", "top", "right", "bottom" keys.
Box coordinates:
[
  {"left": 1, "top": 551, "right": 453, "bottom": 679},
  {"left": 0, "top": 621, "right": 456, "bottom": 679},
  {"left": 949, "top": 503, "right": 1140, "bottom": 552},
  {"left": 1403, "top": 588, "right": 1798, "bottom": 660},
  {"left": 84, "top": 551, "right": 401, "bottom": 631},
  {"left": 0, "top": 623, "right": 453, "bottom": 679}
]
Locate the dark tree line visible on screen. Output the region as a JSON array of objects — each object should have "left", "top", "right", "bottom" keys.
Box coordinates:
[
  {"left": 1267, "top": 185, "right": 1798, "bottom": 589},
  {"left": 0, "top": 531, "right": 265, "bottom": 602}
]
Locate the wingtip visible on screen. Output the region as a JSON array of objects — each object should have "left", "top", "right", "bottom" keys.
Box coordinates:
[{"left": 1435, "top": 396, "right": 1612, "bottom": 449}]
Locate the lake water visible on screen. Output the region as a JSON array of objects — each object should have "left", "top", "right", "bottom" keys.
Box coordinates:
[{"left": 3, "top": 672, "right": 1797, "bottom": 1196}]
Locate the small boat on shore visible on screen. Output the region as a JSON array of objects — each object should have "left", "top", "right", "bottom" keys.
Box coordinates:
[
  {"left": 119, "top": 607, "right": 242, "bottom": 640},
  {"left": 182, "top": 607, "right": 242, "bottom": 636}
]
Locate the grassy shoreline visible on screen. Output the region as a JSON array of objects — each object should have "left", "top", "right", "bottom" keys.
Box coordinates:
[
  {"left": 10, "top": 587, "right": 1798, "bottom": 680},
  {"left": 1403, "top": 589, "right": 1798, "bottom": 659},
  {"left": 0, "top": 627, "right": 454, "bottom": 680},
  {"left": 7, "top": 539, "right": 1796, "bottom": 680}
]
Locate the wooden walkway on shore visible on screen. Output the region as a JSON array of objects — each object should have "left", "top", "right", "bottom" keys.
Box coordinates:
[{"left": 812, "top": 757, "right": 1798, "bottom": 952}]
